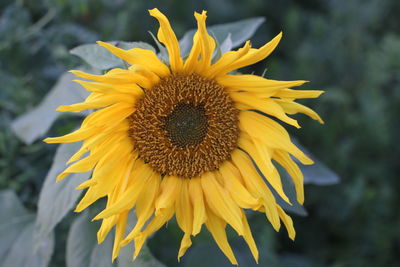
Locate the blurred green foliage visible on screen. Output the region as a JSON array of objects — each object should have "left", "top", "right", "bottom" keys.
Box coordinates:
[{"left": 1, "top": 0, "right": 399, "bottom": 266}]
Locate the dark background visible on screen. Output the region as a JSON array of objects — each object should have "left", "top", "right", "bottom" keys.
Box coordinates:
[{"left": 1, "top": 0, "right": 399, "bottom": 266}]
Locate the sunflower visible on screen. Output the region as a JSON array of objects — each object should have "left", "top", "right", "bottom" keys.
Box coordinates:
[{"left": 45, "top": 8, "right": 323, "bottom": 264}]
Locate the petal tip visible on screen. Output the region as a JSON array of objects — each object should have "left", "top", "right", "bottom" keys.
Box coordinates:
[
  {"left": 55, "top": 174, "right": 67, "bottom": 182},
  {"left": 56, "top": 106, "right": 68, "bottom": 112},
  {"left": 91, "top": 215, "right": 101, "bottom": 221},
  {"left": 148, "top": 8, "right": 161, "bottom": 16},
  {"left": 74, "top": 207, "right": 82, "bottom": 213},
  {"left": 43, "top": 137, "right": 58, "bottom": 144},
  {"left": 289, "top": 232, "right": 296, "bottom": 240},
  {"left": 273, "top": 31, "right": 283, "bottom": 43}
]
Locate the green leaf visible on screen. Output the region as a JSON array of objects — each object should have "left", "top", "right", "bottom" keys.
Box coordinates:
[
  {"left": 0, "top": 190, "right": 54, "bottom": 267},
  {"left": 301, "top": 159, "right": 340, "bottom": 185},
  {"left": 0, "top": 190, "right": 35, "bottom": 260},
  {"left": 117, "top": 41, "right": 156, "bottom": 53},
  {"left": 118, "top": 245, "right": 165, "bottom": 267},
  {"left": 292, "top": 139, "right": 340, "bottom": 185},
  {"left": 89, "top": 233, "right": 116, "bottom": 267},
  {"left": 219, "top": 33, "right": 233, "bottom": 55},
  {"left": 35, "top": 142, "right": 88, "bottom": 245},
  {"left": 70, "top": 41, "right": 156, "bottom": 70},
  {"left": 179, "top": 17, "right": 265, "bottom": 57},
  {"left": 0, "top": 190, "right": 32, "bottom": 224},
  {"left": 66, "top": 212, "right": 115, "bottom": 267},
  {"left": 66, "top": 211, "right": 98, "bottom": 267},
  {"left": 11, "top": 72, "right": 89, "bottom": 145},
  {"left": 3, "top": 222, "right": 54, "bottom": 267},
  {"left": 70, "top": 43, "right": 122, "bottom": 70}
]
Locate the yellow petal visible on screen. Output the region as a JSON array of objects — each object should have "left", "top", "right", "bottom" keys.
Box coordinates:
[
  {"left": 226, "top": 32, "right": 282, "bottom": 74},
  {"left": 75, "top": 187, "right": 106, "bottom": 214},
  {"left": 231, "top": 92, "right": 300, "bottom": 128},
  {"left": 277, "top": 206, "right": 296, "bottom": 240},
  {"left": 189, "top": 178, "right": 206, "bottom": 235},
  {"left": 276, "top": 99, "right": 324, "bottom": 124},
  {"left": 219, "top": 161, "right": 261, "bottom": 210},
  {"left": 133, "top": 205, "right": 175, "bottom": 259},
  {"left": 91, "top": 163, "right": 154, "bottom": 220},
  {"left": 96, "top": 41, "right": 170, "bottom": 77},
  {"left": 148, "top": 8, "right": 183, "bottom": 71},
  {"left": 217, "top": 74, "right": 306, "bottom": 96},
  {"left": 273, "top": 150, "right": 304, "bottom": 204},
  {"left": 75, "top": 149, "right": 132, "bottom": 212},
  {"left": 183, "top": 25, "right": 201, "bottom": 73},
  {"left": 101, "top": 162, "right": 137, "bottom": 243},
  {"left": 193, "top": 11, "right": 215, "bottom": 74},
  {"left": 81, "top": 103, "right": 134, "bottom": 129},
  {"left": 75, "top": 179, "right": 97, "bottom": 189},
  {"left": 239, "top": 111, "right": 313, "bottom": 165},
  {"left": 96, "top": 180, "right": 128, "bottom": 244},
  {"left": 44, "top": 127, "right": 96, "bottom": 144},
  {"left": 175, "top": 181, "right": 192, "bottom": 229},
  {"left": 273, "top": 88, "right": 324, "bottom": 99},
  {"left": 155, "top": 175, "right": 183, "bottom": 216},
  {"left": 237, "top": 133, "right": 289, "bottom": 205},
  {"left": 73, "top": 79, "right": 143, "bottom": 95},
  {"left": 112, "top": 211, "right": 129, "bottom": 261},
  {"left": 128, "top": 65, "right": 160, "bottom": 86},
  {"left": 243, "top": 134, "right": 275, "bottom": 174},
  {"left": 205, "top": 208, "right": 238, "bottom": 265},
  {"left": 201, "top": 172, "right": 244, "bottom": 236},
  {"left": 241, "top": 211, "right": 259, "bottom": 263},
  {"left": 210, "top": 32, "right": 282, "bottom": 77},
  {"left": 63, "top": 133, "right": 126, "bottom": 180},
  {"left": 175, "top": 179, "right": 193, "bottom": 260},
  {"left": 207, "top": 41, "right": 251, "bottom": 78},
  {"left": 56, "top": 152, "right": 100, "bottom": 181},
  {"left": 57, "top": 93, "right": 136, "bottom": 113},
  {"left": 97, "top": 215, "right": 118, "bottom": 244},
  {"left": 132, "top": 234, "right": 146, "bottom": 259},
  {"left": 178, "top": 233, "right": 192, "bottom": 262},
  {"left": 70, "top": 69, "right": 150, "bottom": 88},
  {"left": 123, "top": 172, "right": 160, "bottom": 242},
  {"left": 67, "top": 128, "right": 129, "bottom": 164},
  {"left": 66, "top": 131, "right": 112, "bottom": 164},
  {"left": 230, "top": 149, "right": 281, "bottom": 231},
  {"left": 70, "top": 69, "right": 127, "bottom": 83}
]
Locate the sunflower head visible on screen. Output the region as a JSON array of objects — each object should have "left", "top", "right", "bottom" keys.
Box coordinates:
[
  {"left": 45, "top": 8, "right": 324, "bottom": 264},
  {"left": 129, "top": 73, "right": 239, "bottom": 178}
]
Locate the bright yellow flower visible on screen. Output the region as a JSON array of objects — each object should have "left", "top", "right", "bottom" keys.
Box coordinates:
[{"left": 45, "top": 8, "right": 323, "bottom": 264}]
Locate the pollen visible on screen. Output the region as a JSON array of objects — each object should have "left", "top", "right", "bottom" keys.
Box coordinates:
[{"left": 128, "top": 73, "right": 239, "bottom": 178}]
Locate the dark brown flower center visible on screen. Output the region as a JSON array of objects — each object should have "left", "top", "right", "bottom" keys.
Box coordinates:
[
  {"left": 163, "top": 103, "right": 208, "bottom": 147},
  {"left": 128, "top": 73, "right": 239, "bottom": 178}
]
